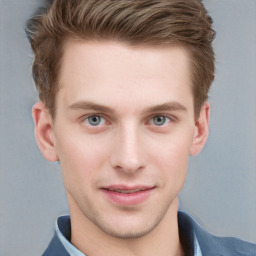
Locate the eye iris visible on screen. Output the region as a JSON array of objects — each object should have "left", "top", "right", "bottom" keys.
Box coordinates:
[
  {"left": 88, "top": 116, "right": 101, "bottom": 126},
  {"left": 153, "top": 116, "right": 166, "bottom": 126}
]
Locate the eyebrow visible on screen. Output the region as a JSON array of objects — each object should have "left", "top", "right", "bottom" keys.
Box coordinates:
[
  {"left": 68, "top": 101, "right": 113, "bottom": 113},
  {"left": 68, "top": 100, "right": 187, "bottom": 114},
  {"left": 143, "top": 102, "right": 187, "bottom": 114}
]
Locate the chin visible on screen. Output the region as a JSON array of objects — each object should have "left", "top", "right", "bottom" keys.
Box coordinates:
[
  {"left": 101, "top": 225, "right": 157, "bottom": 240},
  {"left": 91, "top": 213, "right": 163, "bottom": 240}
]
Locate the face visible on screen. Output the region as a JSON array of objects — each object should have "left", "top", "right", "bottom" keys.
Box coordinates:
[{"left": 34, "top": 40, "right": 209, "bottom": 240}]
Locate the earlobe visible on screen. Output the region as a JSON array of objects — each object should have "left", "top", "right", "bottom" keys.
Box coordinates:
[
  {"left": 32, "top": 102, "right": 59, "bottom": 162},
  {"left": 189, "top": 102, "right": 210, "bottom": 156}
]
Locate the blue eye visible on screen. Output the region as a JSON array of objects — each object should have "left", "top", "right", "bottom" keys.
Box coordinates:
[
  {"left": 86, "top": 115, "right": 105, "bottom": 126},
  {"left": 150, "top": 115, "right": 171, "bottom": 126}
]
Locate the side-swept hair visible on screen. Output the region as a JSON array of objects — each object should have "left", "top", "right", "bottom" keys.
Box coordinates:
[{"left": 26, "top": 0, "right": 215, "bottom": 118}]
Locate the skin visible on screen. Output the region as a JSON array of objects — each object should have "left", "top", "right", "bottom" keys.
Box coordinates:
[{"left": 33, "top": 40, "right": 209, "bottom": 256}]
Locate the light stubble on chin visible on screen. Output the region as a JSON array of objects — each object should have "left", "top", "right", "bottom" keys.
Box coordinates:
[{"left": 80, "top": 203, "right": 172, "bottom": 240}]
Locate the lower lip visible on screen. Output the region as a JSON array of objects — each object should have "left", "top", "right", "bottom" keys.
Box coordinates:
[{"left": 101, "top": 188, "right": 154, "bottom": 206}]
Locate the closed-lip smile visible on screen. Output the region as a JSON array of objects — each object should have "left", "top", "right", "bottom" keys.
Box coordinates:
[{"left": 101, "top": 185, "right": 155, "bottom": 206}]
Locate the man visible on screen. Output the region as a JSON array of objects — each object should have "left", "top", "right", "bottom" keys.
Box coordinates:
[{"left": 26, "top": 0, "right": 256, "bottom": 255}]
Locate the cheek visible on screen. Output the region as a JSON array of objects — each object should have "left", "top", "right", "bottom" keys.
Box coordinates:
[
  {"left": 148, "top": 131, "right": 193, "bottom": 182},
  {"left": 54, "top": 132, "right": 110, "bottom": 184},
  {"left": 158, "top": 144, "right": 189, "bottom": 178},
  {"left": 156, "top": 145, "right": 189, "bottom": 196}
]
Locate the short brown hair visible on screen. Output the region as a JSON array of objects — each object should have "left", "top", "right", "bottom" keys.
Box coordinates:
[{"left": 26, "top": 0, "right": 215, "bottom": 118}]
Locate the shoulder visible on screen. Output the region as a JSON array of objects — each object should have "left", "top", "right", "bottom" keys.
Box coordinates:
[
  {"left": 42, "top": 216, "right": 71, "bottom": 256},
  {"left": 206, "top": 235, "right": 256, "bottom": 256},
  {"left": 42, "top": 231, "right": 70, "bottom": 256},
  {"left": 179, "top": 210, "right": 256, "bottom": 256},
  {"left": 196, "top": 223, "right": 256, "bottom": 256}
]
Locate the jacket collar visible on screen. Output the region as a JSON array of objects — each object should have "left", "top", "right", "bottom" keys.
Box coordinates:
[{"left": 43, "top": 210, "right": 256, "bottom": 256}]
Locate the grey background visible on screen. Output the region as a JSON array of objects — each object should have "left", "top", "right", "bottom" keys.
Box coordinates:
[{"left": 0, "top": 0, "right": 255, "bottom": 255}]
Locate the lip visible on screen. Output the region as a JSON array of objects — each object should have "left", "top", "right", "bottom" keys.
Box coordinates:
[{"left": 101, "top": 185, "right": 155, "bottom": 206}]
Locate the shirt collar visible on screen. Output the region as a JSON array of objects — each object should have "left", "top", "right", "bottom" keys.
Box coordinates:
[
  {"left": 56, "top": 216, "right": 85, "bottom": 256},
  {"left": 56, "top": 210, "right": 202, "bottom": 256}
]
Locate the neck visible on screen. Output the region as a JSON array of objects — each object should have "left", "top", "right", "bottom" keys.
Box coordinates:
[{"left": 68, "top": 198, "right": 184, "bottom": 256}]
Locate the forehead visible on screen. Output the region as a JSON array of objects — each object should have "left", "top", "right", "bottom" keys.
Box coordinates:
[{"left": 56, "top": 39, "right": 193, "bottom": 112}]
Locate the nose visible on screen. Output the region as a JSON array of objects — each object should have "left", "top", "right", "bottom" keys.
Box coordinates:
[{"left": 110, "top": 123, "right": 146, "bottom": 174}]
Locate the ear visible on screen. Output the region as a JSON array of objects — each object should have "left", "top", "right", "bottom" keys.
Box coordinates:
[
  {"left": 190, "top": 102, "right": 210, "bottom": 156},
  {"left": 32, "top": 102, "right": 59, "bottom": 162}
]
